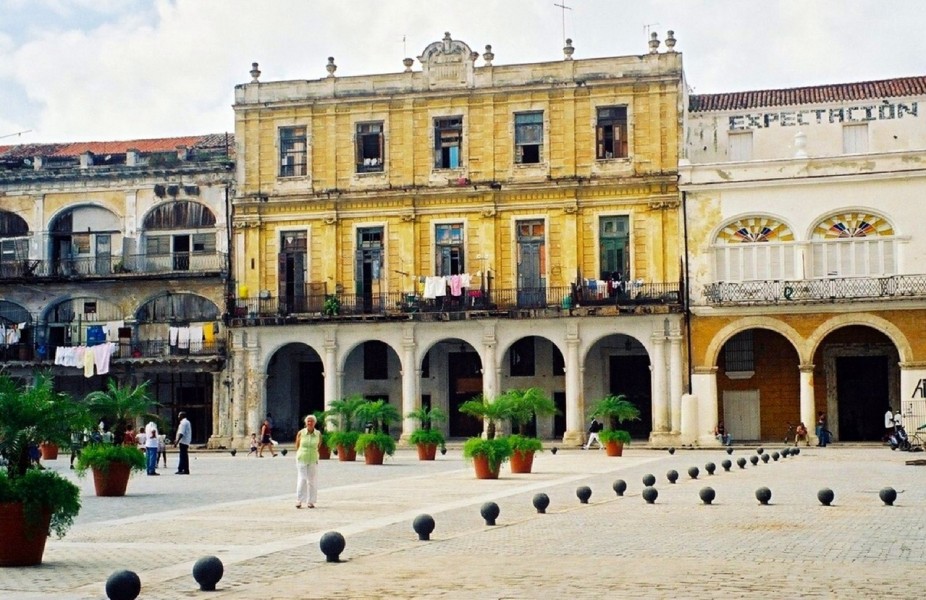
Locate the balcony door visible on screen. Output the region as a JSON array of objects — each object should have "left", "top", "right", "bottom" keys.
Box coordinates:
[
  {"left": 173, "top": 235, "right": 190, "bottom": 271},
  {"left": 279, "top": 231, "right": 307, "bottom": 313},
  {"left": 95, "top": 234, "right": 111, "bottom": 275},
  {"left": 517, "top": 220, "right": 545, "bottom": 308},
  {"left": 355, "top": 227, "right": 383, "bottom": 313}
]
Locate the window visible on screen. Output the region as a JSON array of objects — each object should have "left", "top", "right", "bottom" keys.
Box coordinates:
[
  {"left": 810, "top": 212, "right": 895, "bottom": 277},
  {"left": 435, "top": 223, "right": 464, "bottom": 276},
  {"left": 843, "top": 123, "right": 868, "bottom": 154},
  {"left": 356, "top": 122, "right": 384, "bottom": 172},
  {"left": 434, "top": 117, "right": 462, "bottom": 169},
  {"left": 724, "top": 331, "right": 754, "bottom": 373},
  {"left": 729, "top": 131, "right": 753, "bottom": 161},
  {"left": 596, "top": 107, "right": 628, "bottom": 159},
  {"left": 510, "top": 337, "right": 536, "bottom": 377},
  {"left": 279, "top": 126, "right": 307, "bottom": 177},
  {"left": 514, "top": 112, "right": 543, "bottom": 164}
]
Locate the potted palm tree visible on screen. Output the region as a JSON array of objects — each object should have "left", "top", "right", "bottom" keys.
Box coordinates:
[
  {"left": 326, "top": 394, "right": 365, "bottom": 462},
  {"left": 459, "top": 395, "right": 514, "bottom": 479},
  {"left": 80, "top": 380, "right": 158, "bottom": 496},
  {"left": 0, "top": 372, "right": 85, "bottom": 566},
  {"left": 354, "top": 399, "right": 401, "bottom": 465},
  {"left": 589, "top": 394, "right": 640, "bottom": 457},
  {"left": 406, "top": 406, "right": 447, "bottom": 460},
  {"left": 501, "top": 387, "right": 559, "bottom": 474},
  {"left": 312, "top": 410, "right": 331, "bottom": 459}
]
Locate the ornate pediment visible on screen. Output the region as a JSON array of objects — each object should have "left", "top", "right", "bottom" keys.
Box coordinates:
[{"left": 418, "top": 32, "right": 476, "bottom": 89}]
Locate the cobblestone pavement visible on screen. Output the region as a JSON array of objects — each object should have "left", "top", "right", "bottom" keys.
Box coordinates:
[{"left": 1, "top": 444, "right": 924, "bottom": 599}]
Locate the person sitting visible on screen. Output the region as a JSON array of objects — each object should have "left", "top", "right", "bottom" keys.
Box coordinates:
[
  {"left": 714, "top": 421, "right": 732, "bottom": 446},
  {"left": 794, "top": 422, "right": 809, "bottom": 446}
]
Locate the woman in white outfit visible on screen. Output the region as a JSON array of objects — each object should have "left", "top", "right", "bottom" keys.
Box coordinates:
[{"left": 294, "top": 415, "right": 321, "bottom": 509}]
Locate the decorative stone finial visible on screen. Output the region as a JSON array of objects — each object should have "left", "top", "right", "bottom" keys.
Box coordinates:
[
  {"left": 249, "top": 62, "right": 261, "bottom": 83},
  {"left": 326, "top": 56, "right": 337, "bottom": 78},
  {"left": 470, "top": 50, "right": 479, "bottom": 62},
  {"left": 563, "top": 38, "right": 574, "bottom": 60},
  {"left": 483, "top": 44, "right": 494, "bottom": 66},
  {"left": 665, "top": 30, "right": 677, "bottom": 51},
  {"left": 403, "top": 57, "right": 414, "bottom": 72},
  {"left": 648, "top": 32, "right": 660, "bottom": 54}
]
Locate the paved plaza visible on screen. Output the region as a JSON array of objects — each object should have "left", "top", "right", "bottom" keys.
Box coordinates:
[{"left": 1, "top": 443, "right": 925, "bottom": 599}]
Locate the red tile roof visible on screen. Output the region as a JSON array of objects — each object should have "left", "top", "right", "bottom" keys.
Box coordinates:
[
  {"left": 0, "top": 133, "right": 233, "bottom": 159},
  {"left": 689, "top": 76, "right": 926, "bottom": 112}
]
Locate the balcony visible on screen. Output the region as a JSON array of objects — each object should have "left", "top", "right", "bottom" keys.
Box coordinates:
[
  {"left": 0, "top": 340, "right": 226, "bottom": 366},
  {"left": 0, "top": 252, "right": 228, "bottom": 281},
  {"left": 229, "top": 281, "right": 681, "bottom": 326},
  {"left": 703, "top": 275, "right": 926, "bottom": 306}
]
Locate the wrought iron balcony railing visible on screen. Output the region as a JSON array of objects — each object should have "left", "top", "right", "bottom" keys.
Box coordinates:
[
  {"left": 229, "top": 281, "right": 681, "bottom": 325},
  {"left": 704, "top": 275, "right": 926, "bottom": 306},
  {"left": 0, "top": 252, "right": 228, "bottom": 281},
  {"left": 0, "top": 340, "right": 226, "bottom": 364}
]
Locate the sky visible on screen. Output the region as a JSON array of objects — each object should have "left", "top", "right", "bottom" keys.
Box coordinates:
[{"left": 1, "top": 0, "right": 924, "bottom": 144}]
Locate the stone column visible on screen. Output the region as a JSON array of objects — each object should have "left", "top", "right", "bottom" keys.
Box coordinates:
[
  {"left": 323, "top": 331, "right": 338, "bottom": 413},
  {"left": 799, "top": 364, "right": 816, "bottom": 443},
  {"left": 668, "top": 332, "right": 684, "bottom": 434},
  {"left": 692, "top": 366, "right": 719, "bottom": 445},
  {"left": 207, "top": 371, "right": 224, "bottom": 447},
  {"left": 231, "top": 331, "right": 248, "bottom": 444},
  {"left": 400, "top": 336, "right": 418, "bottom": 443},
  {"left": 650, "top": 332, "right": 667, "bottom": 433},
  {"left": 562, "top": 332, "right": 584, "bottom": 447},
  {"left": 482, "top": 332, "right": 498, "bottom": 403}
]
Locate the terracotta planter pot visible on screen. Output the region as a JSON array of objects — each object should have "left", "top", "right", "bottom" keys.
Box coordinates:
[
  {"left": 318, "top": 441, "right": 331, "bottom": 460},
  {"left": 40, "top": 442, "right": 59, "bottom": 460},
  {"left": 604, "top": 440, "right": 624, "bottom": 457},
  {"left": 337, "top": 444, "right": 356, "bottom": 462},
  {"left": 472, "top": 454, "right": 500, "bottom": 479},
  {"left": 0, "top": 502, "right": 51, "bottom": 566},
  {"left": 509, "top": 449, "right": 535, "bottom": 473},
  {"left": 364, "top": 445, "right": 385, "bottom": 465},
  {"left": 91, "top": 462, "right": 132, "bottom": 497},
  {"left": 416, "top": 443, "right": 437, "bottom": 461}
]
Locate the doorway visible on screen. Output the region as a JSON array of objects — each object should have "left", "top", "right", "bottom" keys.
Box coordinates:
[
  {"left": 173, "top": 235, "right": 190, "bottom": 271},
  {"left": 608, "top": 355, "right": 652, "bottom": 439},
  {"left": 836, "top": 356, "right": 888, "bottom": 441}
]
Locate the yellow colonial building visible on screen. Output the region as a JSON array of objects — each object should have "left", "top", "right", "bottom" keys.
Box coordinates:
[{"left": 223, "top": 32, "right": 687, "bottom": 447}]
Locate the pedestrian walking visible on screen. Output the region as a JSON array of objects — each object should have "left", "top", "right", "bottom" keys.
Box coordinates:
[
  {"left": 584, "top": 418, "right": 603, "bottom": 449},
  {"left": 145, "top": 421, "right": 160, "bottom": 475},
  {"left": 174, "top": 411, "right": 191, "bottom": 474},
  {"left": 884, "top": 407, "right": 895, "bottom": 443},
  {"left": 816, "top": 411, "right": 829, "bottom": 447},
  {"left": 248, "top": 433, "right": 259, "bottom": 457},
  {"left": 295, "top": 414, "right": 321, "bottom": 509},
  {"left": 259, "top": 418, "right": 277, "bottom": 457}
]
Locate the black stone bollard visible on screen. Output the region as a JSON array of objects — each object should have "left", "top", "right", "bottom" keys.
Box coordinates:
[
  {"left": 532, "top": 493, "right": 550, "bottom": 514},
  {"left": 688, "top": 466, "right": 700, "bottom": 479},
  {"left": 612, "top": 479, "right": 627, "bottom": 497},
  {"left": 413, "top": 514, "right": 436, "bottom": 540},
  {"left": 699, "top": 487, "right": 716, "bottom": 505},
  {"left": 666, "top": 469, "right": 679, "bottom": 484},
  {"left": 750, "top": 455, "right": 759, "bottom": 466},
  {"left": 772, "top": 452, "right": 780, "bottom": 461},
  {"left": 668, "top": 447, "right": 676, "bottom": 455},
  {"left": 192, "top": 555, "right": 224, "bottom": 591},
  {"left": 230, "top": 449, "right": 237, "bottom": 457},
  {"left": 576, "top": 486, "right": 592, "bottom": 504},
  {"left": 726, "top": 447, "right": 734, "bottom": 455},
  {"left": 550, "top": 447, "right": 558, "bottom": 455},
  {"left": 319, "top": 531, "right": 346, "bottom": 562},
  {"left": 105, "top": 570, "right": 141, "bottom": 600},
  {"left": 440, "top": 446, "right": 447, "bottom": 455},
  {"left": 737, "top": 457, "right": 747, "bottom": 469},
  {"left": 761, "top": 453, "right": 770, "bottom": 464},
  {"left": 642, "top": 474, "right": 656, "bottom": 487},
  {"left": 480, "top": 501, "right": 500, "bottom": 526},
  {"left": 705, "top": 462, "right": 716, "bottom": 475},
  {"left": 756, "top": 447, "right": 764, "bottom": 455},
  {"left": 792, "top": 447, "right": 801, "bottom": 456},
  {"left": 642, "top": 486, "right": 658, "bottom": 504},
  {"left": 879, "top": 487, "right": 897, "bottom": 506},
  {"left": 281, "top": 448, "right": 288, "bottom": 457},
  {"left": 333, "top": 448, "right": 338, "bottom": 456},
  {"left": 817, "top": 488, "right": 835, "bottom": 506},
  {"left": 721, "top": 459, "right": 732, "bottom": 471},
  {"left": 782, "top": 447, "right": 790, "bottom": 457},
  {"left": 755, "top": 487, "right": 772, "bottom": 505}
]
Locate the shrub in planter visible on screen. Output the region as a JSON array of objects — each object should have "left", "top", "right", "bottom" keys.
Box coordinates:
[
  {"left": 406, "top": 406, "right": 447, "bottom": 460},
  {"left": 589, "top": 394, "right": 639, "bottom": 456},
  {"left": 328, "top": 431, "right": 360, "bottom": 461},
  {"left": 507, "top": 434, "right": 543, "bottom": 473},
  {"left": 500, "top": 388, "right": 558, "bottom": 473},
  {"left": 354, "top": 399, "right": 401, "bottom": 465},
  {"left": 75, "top": 444, "right": 146, "bottom": 497},
  {"left": 355, "top": 433, "right": 396, "bottom": 464},
  {"left": 463, "top": 437, "right": 512, "bottom": 479},
  {"left": 0, "top": 372, "right": 88, "bottom": 566}
]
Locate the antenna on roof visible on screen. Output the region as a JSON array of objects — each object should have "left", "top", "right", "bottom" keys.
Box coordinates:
[
  {"left": 644, "top": 22, "right": 660, "bottom": 36},
  {"left": 554, "top": 3, "right": 572, "bottom": 46},
  {"left": 0, "top": 130, "right": 32, "bottom": 140}
]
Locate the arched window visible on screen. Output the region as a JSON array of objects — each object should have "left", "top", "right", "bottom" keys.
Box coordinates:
[
  {"left": 810, "top": 211, "right": 895, "bottom": 277},
  {"left": 135, "top": 293, "right": 220, "bottom": 323},
  {"left": 0, "top": 210, "right": 30, "bottom": 274},
  {"left": 713, "top": 217, "right": 796, "bottom": 282},
  {"left": 143, "top": 201, "right": 216, "bottom": 230},
  {"left": 142, "top": 202, "right": 217, "bottom": 271}
]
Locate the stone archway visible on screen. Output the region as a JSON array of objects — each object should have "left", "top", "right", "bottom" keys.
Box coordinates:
[{"left": 266, "top": 342, "right": 324, "bottom": 441}]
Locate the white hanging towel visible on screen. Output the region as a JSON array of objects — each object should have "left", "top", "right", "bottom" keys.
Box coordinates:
[
  {"left": 188, "top": 325, "right": 203, "bottom": 353},
  {"left": 177, "top": 327, "right": 190, "bottom": 350},
  {"left": 169, "top": 327, "right": 179, "bottom": 347},
  {"left": 93, "top": 343, "right": 115, "bottom": 375}
]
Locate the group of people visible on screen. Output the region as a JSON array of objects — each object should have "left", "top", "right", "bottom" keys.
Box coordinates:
[
  {"left": 129, "top": 413, "right": 191, "bottom": 476},
  {"left": 884, "top": 407, "right": 905, "bottom": 442}
]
